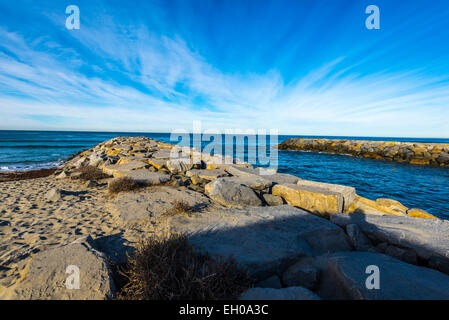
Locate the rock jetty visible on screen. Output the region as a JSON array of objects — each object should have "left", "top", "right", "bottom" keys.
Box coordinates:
[
  {"left": 278, "top": 138, "right": 449, "bottom": 167},
  {"left": 1, "top": 136, "right": 448, "bottom": 300}
]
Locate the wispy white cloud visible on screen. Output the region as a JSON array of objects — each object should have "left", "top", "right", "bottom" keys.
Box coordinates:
[{"left": 0, "top": 10, "right": 448, "bottom": 138}]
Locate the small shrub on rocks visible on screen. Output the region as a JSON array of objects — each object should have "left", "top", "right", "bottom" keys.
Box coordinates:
[
  {"left": 117, "top": 233, "right": 253, "bottom": 300},
  {"left": 75, "top": 165, "right": 110, "bottom": 181},
  {"left": 108, "top": 177, "right": 145, "bottom": 194},
  {"left": 163, "top": 200, "right": 193, "bottom": 217}
]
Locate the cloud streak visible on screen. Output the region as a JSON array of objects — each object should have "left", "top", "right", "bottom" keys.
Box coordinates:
[{"left": 0, "top": 1, "right": 448, "bottom": 137}]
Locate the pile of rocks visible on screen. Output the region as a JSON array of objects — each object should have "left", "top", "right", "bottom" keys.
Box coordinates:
[
  {"left": 11, "top": 136, "right": 449, "bottom": 300},
  {"left": 278, "top": 138, "right": 449, "bottom": 167}
]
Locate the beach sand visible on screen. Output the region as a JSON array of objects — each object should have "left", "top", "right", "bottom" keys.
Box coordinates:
[{"left": 0, "top": 174, "right": 160, "bottom": 299}]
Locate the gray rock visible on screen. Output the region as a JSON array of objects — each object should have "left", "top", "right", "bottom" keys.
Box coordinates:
[
  {"left": 239, "top": 287, "right": 321, "bottom": 300},
  {"left": 13, "top": 236, "right": 115, "bottom": 300},
  {"left": 346, "top": 224, "right": 373, "bottom": 251},
  {"left": 151, "top": 149, "right": 173, "bottom": 159},
  {"left": 263, "top": 173, "right": 301, "bottom": 185},
  {"left": 282, "top": 257, "right": 321, "bottom": 290},
  {"left": 375, "top": 242, "right": 388, "bottom": 253},
  {"left": 170, "top": 205, "right": 351, "bottom": 280},
  {"left": 73, "top": 157, "right": 89, "bottom": 168},
  {"left": 262, "top": 193, "right": 284, "bottom": 206},
  {"left": 437, "top": 152, "right": 449, "bottom": 164},
  {"left": 225, "top": 176, "right": 272, "bottom": 191},
  {"left": 385, "top": 245, "right": 417, "bottom": 265},
  {"left": 88, "top": 153, "right": 105, "bottom": 167},
  {"left": 108, "top": 187, "right": 211, "bottom": 223},
  {"left": 225, "top": 166, "right": 301, "bottom": 185},
  {"left": 124, "top": 169, "right": 171, "bottom": 185},
  {"left": 205, "top": 178, "right": 263, "bottom": 207},
  {"left": 166, "top": 159, "right": 194, "bottom": 174},
  {"left": 429, "top": 256, "right": 449, "bottom": 275},
  {"left": 330, "top": 214, "right": 449, "bottom": 268},
  {"left": 256, "top": 275, "right": 283, "bottom": 289},
  {"left": 46, "top": 188, "right": 61, "bottom": 202},
  {"left": 94, "top": 233, "right": 134, "bottom": 265},
  {"left": 316, "top": 251, "right": 449, "bottom": 300},
  {"left": 186, "top": 168, "right": 229, "bottom": 181}
]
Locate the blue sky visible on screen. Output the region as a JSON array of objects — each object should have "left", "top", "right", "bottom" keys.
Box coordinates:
[{"left": 0, "top": 0, "right": 448, "bottom": 137}]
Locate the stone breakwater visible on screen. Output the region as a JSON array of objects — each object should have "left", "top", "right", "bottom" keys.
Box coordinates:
[
  {"left": 3, "top": 136, "right": 449, "bottom": 300},
  {"left": 278, "top": 138, "right": 449, "bottom": 167}
]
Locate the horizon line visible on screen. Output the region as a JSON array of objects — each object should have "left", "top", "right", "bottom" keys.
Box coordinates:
[{"left": 0, "top": 129, "right": 448, "bottom": 140}]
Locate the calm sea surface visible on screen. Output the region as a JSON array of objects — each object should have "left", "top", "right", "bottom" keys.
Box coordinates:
[{"left": 1, "top": 130, "right": 448, "bottom": 218}]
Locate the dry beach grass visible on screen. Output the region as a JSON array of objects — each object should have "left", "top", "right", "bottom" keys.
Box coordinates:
[{"left": 118, "top": 233, "right": 253, "bottom": 300}]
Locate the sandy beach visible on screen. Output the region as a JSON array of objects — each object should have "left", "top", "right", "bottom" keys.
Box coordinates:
[{"left": 0, "top": 174, "right": 164, "bottom": 298}]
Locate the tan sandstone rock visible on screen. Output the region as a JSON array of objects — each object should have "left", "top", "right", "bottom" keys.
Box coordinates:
[
  {"left": 296, "top": 180, "right": 356, "bottom": 211},
  {"left": 375, "top": 198, "right": 408, "bottom": 214},
  {"left": 272, "top": 184, "right": 343, "bottom": 216},
  {"left": 407, "top": 208, "right": 438, "bottom": 219},
  {"left": 346, "top": 196, "right": 406, "bottom": 216}
]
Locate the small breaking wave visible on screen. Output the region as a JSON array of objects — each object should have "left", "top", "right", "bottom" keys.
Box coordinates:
[{"left": 0, "top": 161, "right": 63, "bottom": 172}]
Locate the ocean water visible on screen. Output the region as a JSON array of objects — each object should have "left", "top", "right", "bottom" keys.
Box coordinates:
[{"left": 1, "top": 130, "right": 448, "bottom": 219}]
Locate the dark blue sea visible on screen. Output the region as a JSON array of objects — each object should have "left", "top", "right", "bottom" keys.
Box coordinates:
[{"left": 1, "top": 130, "right": 448, "bottom": 219}]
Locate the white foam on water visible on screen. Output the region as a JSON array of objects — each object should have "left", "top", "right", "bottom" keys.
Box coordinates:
[{"left": 0, "top": 161, "right": 63, "bottom": 172}]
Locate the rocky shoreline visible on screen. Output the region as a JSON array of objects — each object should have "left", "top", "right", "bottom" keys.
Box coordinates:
[
  {"left": 278, "top": 138, "right": 449, "bottom": 167},
  {"left": 1, "top": 136, "right": 449, "bottom": 300}
]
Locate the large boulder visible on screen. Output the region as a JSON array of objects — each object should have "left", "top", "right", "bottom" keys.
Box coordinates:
[
  {"left": 345, "top": 224, "right": 374, "bottom": 251},
  {"left": 151, "top": 149, "right": 173, "bottom": 159},
  {"left": 166, "top": 159, "right": 195, "bottom": 174},
  {"left": 282, "top": 257, "right": 321, "bottom": 290},
  {"left": 108, "top": 187, "right": 212, "bottom": 223},
  {"left": 12, "top": 236, "right": 115, "bottom": 300},
  {"left": 346, "top": 196, "right": 406, "bottom": 216},
  {"left": 330, "top": 214, "right": 449, "bottom": 272},
  {"left": 186, "top": 168, "right": 229, "bottom": 181},
  {"left": 102, "top": 161, "right": 149, "bottom": 177},
  {"left": 262, "top": 193, "right": 284, "bottom": 206},
  {"left": 225, "top": 176, "right": 272, "bottom": 191},
  {"left": 316, "top": 251, "right": 449, "bottom": 300},
  {"left": 225, "top": 166, "right": 301, "bottom": 185},
  {"left": 88, "top": 153, "right": 106, "bottom": 167},
  {"left": 170, "top": 205, "right": 351, "bottom": 280},
  {"left": 121, "top": 169, "right": 170, "bottom": 185},
  {"left": 239, "top": 286, "right": 320, "bottom": 300},
  {"left": 296, "top": 180, "right": 356, "bottom": 212},
  {"left": 375, "top": 198, "right": 408, "bottom": 215},
  {"left": 272, "top": 184, "right": 343, "bottom": 216},
  {"left": 147, "top": 158, "right": 167, "bottom": 170},
  {"left": 204, "top": 178, "right": 263, "bottom": 207}
]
